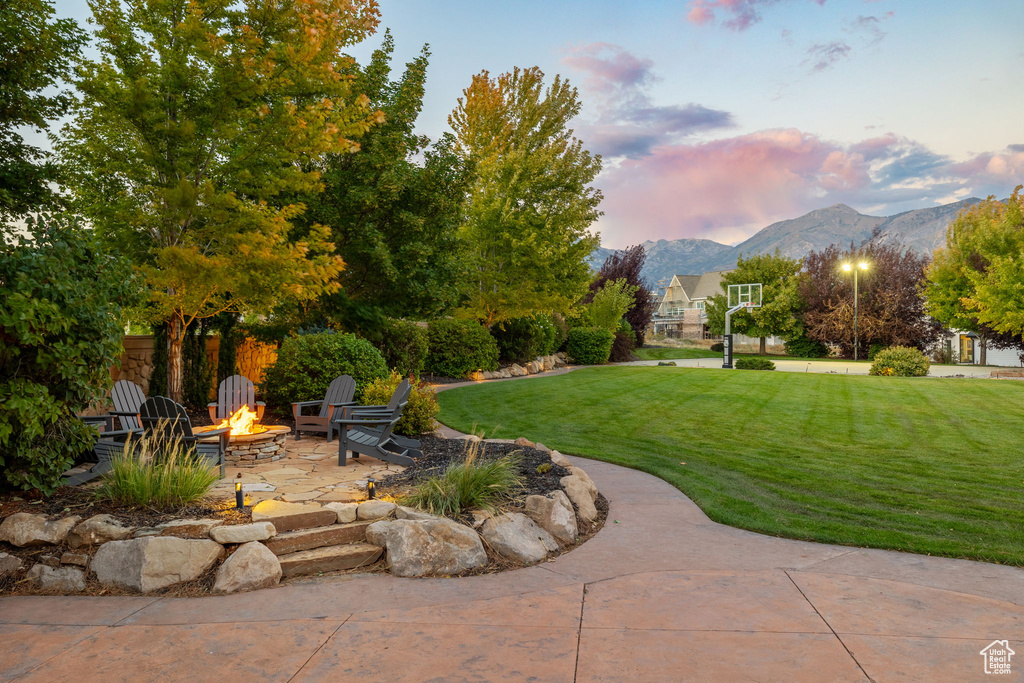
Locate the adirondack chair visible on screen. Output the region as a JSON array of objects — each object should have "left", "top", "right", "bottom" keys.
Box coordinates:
[
  {"left": 337, "top": 378, "right": 420, "bottom": 450},
  {"left": 334, "top": 399, "right": 421, "bottom": 467},
  {"left": 143, "top": 396, "right": 229, "bottom": 477},
  {"left": 208, "top": 375, "right": 266, "bottom": 422},
  {"left": 291, "top": 375, "right": 358, "bottom": 442},
  {"left": 76, "top": 379, "right": 146, "bottom": 435},
  {"left": 61, "top": 428, "right": 136, "bottom": 486}
]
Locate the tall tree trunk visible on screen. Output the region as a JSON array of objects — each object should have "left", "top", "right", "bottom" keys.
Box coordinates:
[
  {"left": 980, "top": 335, "right": 988, "bottom": 365},
  {"left": 167, "top": 315, "right": 184, "bottom": 403},
  {"left": 759, "top": 336, "right": 767, "bottom": 355}
]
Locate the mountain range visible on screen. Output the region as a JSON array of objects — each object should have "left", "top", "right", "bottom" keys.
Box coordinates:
[{"left": 591, "top": 198, "right": 983, "bottom": 285}]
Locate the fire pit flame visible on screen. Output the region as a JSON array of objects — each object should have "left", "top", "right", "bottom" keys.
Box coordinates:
[{"left": 217, "top": 406, "right": 265, "bottom": 436}]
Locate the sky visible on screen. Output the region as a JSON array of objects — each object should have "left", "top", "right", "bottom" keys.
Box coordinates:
[{"left": 54, "top": 0, "right": 1024, "bottom": 247}]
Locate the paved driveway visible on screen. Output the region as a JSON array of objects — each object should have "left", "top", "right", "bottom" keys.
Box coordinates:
[{"left": 3, "top": 453, "right": 1022, "bottom": 681}]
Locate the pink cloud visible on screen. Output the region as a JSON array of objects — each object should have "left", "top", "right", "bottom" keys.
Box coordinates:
[
  {"left": 686, "top": 0, "right": 826, "bottom": 31},
  {"left": 562, "top": 43, "right": 654, "bottom": 94}
]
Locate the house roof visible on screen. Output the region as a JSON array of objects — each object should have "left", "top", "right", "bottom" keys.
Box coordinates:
[
  {"left": 690, "top": 270, "right": 731, "bottom": 300},
  {"left": 670, "top": 275, "right": 701, "bottom": 300}
]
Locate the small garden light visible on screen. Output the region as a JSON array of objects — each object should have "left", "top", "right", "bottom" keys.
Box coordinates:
[
  {"left": 235, "top": 474, "right": 244, "bottom": 509},
  {"left": 367, "top": 477, "right": 376, "bottom": 500}
]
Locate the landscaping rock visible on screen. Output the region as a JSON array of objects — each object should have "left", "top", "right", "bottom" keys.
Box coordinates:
[
  {"left": 26, "top": 564, "right": 86, "bottom": 592},
  {"left": 499, "top": 368, "right": 512, "bottom": 379},
  {"left": 60, "top": 552, "right": 90, "bottom": 568},
  {"left": 508, "top": 363, "right": 527, "bottom": 377},
  {"left": 264, "top": 522, "right": 371, "bottom": 556},
  {"left": 38, "top": 554, "right": 61, "bottom": 568},
  {"left": 278, "top": 544, "right": 382, "bottom": 578},
  {"left": 91, "top": 537, "right": 224, "bottom": 592},
  {"left": 364, "top": 520, "right": 394, "bottom": 546},
  {"left": 568, "top": 467, "right": 599, "bottom": 500},
  {"left": 157, "top": 518, "right": 224, "bottom": 539},
  {"left": 324, "top": 502, "right": 359, "bottom": 524},
  {"left": 67, "top": 514, "right": 134, "bottom": 548},
  {"left": 395, "top": 506, "right": 444, "bottom": 522},
  {"left": 514, "top": 437, "right": 536, "bottom": 448},
  {"left": 480, "top": 513, "right": 558, "bottom": 564},
  {"left": 377, "top": 518, "right": 488, "bottom": 577},
  {"left": 524, "top": 491, "right": 578, "bottom": 545},
  {"left": 533, "top": 442, "right": 550, "bottom": 453},
  {"left": 469, "top": 511, "right": 493, "bottom": 529},
  {"left": 549, "top": 451, "right": 572, "bottom": 469},
  {"left": 561, "top": 476, "right": 598, "bottom": 523},
  {"left": 356, "top": 500, "right": 396, "bottom": 521},
  {"left": 213, "top": 542, "right": 281, "bottom": 594},
  {"left": 0, "top": 552, "right": 23, "bottom": 577},
  {"left": 251, "top": 500, "right": 337, "bottom": 533},
  {"left": 0, "top": 513, "right": 80, "bottom": 547},
  {"left": 210, "top": 522, "right": 277, "bottom": 545}
]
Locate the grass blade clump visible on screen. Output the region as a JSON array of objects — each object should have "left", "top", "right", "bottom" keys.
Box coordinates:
[
  {"left": 403, "top": 438, "right": 522, "bottom": 518},
  {"left": 95, "top": 421, "right": 220, "bottom": 509}
]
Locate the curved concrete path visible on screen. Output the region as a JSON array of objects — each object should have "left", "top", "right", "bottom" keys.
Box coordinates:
[
  {"left": 3, "top": 452, "right": 1023, "bottom": 681},
  {"left": 620, "top": 356, "right": 998, "bottom": 378}
]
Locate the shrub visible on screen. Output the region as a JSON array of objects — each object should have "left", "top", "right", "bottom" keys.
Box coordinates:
[
  {"left": 784, "top": 337, "right": 829, "bottom": 358},
  {"left": 710, "top": 342, "right": 725, "bottom": 352},
  {"left": 402, "top": 441, "right": 522, "bottom": 517},
  {"left": 534, "top": 315, "right": 559, "bottom": 356},
  {"left": 867, "top": 343, "right": 887, "bottom": 361},
  {"left": 95, "top": 429, "right": 219, "bottom": 508},
  {"left": 0, "top": 215, "right": 140, "bottom": 493},
  {"left": 735, "top": 357, "right": 776, "bottom": 370},
  {"left": 584, "top": 279, "right": 638, "bottom": 331},
  {"left": 550, "top": 313, "right": 570, "bottom": 353},
  {"left": 374, "top": 318, "right": 429, "bottom": 377},
  {"left": 566, "top": 327, "right": 615, "bottom": 364},
  {"left": 262, "top": 332, "right": 388, "bottom": 406},
  {"left": 869, "top": 346, "right": 930, "bottom": 377},
  {"left": 426, "top": 319, "right": 499, "bottom": 378},
  {"left": 492, "top": 315, "right": 549, "bottom": 364},
  {"left": 362, "top": 371, "right": 439, "bottom": 436},
  {"left": 609, "top": 330, "right": 637, "bottom": 362}
]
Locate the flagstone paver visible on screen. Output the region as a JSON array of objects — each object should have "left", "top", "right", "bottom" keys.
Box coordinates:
[{"left": 3, "top": 426, "right": 1023, "bottom": 679}]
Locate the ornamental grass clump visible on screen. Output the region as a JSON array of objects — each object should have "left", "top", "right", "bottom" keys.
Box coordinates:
[
  {"left": 403, "top": 439, "right": 522, "bottom": 518},
  {"left": 95, "top": 427, "right": 220, "bottom": 509}
]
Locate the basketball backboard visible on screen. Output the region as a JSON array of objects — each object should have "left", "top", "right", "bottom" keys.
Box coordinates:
[{"left": 727, "top": 283, "right": 762, "bottom": 308}]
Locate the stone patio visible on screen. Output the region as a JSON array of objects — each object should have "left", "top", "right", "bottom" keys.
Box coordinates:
[{"left": 206, "top": 434, "right": 404, "bottom": 506}]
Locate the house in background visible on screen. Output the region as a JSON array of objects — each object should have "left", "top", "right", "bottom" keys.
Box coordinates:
[
  {"left": 940, "top": 331, "right": 1023, "bottom": 367},
  {"left": 651, "top": 271, "right": 729, "bottom": 339}
]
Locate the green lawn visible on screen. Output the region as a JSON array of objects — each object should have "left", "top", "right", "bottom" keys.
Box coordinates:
[
  {"left": 634, "top": 346, "right": 721, "bottom": 360},
  {"left": 438, "top": 367, "right": 1024, "bottom": 565}
]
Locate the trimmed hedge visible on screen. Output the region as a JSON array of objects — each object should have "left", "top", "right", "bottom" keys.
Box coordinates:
[
  {"left": 710, "top": 342, "right": 724, "bottom": 352},
  {"left": 784, "top": 337, "right": 829, "bottom": 358},
  {"left": 869, "top": 346, "right": 930, "bottom": 377},
  {"left": 426, "top": 319, "right": 499, "bottom": 378},
  {"left": 492, "top": 316, "right": 550, "bottom": 365},
  {"left": 362, "top": 371, "right": 439, "bottom": 436},
  {"left": 566, "top": 327, "right": 615, "bottom": 365},
  {"left": 375, "top": 318, "right": 429, "bottom": 377},
  {"left": 262, "top": 332, "right": 389, "bottom": 406},
  {"left": 735, "top": 357, "right": 776, "bottom": 371}
]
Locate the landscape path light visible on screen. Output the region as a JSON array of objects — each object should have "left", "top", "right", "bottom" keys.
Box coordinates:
[{"left": 841, "top": 260, "right": 869, "bottom": 361}]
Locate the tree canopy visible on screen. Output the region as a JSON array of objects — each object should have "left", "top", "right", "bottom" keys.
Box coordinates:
[
  {"left": 60, "top": 0, "right": 382, "bottom": 400},
  {"left": 592, "top": 245, "right": 656, "bottom": 345},
  {"left": 449, "top": 66, "right": 602, "bottom": 326}
]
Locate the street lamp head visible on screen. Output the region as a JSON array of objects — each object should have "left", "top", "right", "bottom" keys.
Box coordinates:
[
  {"left": 841, "top": 263, "right": 852, "bottom": 272},
  {"left": 858, "top": 261, "right": 869, "bottom": 270}
]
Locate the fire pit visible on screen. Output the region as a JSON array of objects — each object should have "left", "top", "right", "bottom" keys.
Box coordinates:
[{"left": 194, "top": 406, "right": 291, "bottom": 467}]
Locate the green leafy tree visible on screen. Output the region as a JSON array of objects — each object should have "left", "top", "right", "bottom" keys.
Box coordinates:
[
  {"left": 706, "top": 252, "right": 803, "bottom": 354},
  {"left": 584, "top": 279, "right": 639, "bottom": 331},
  {"left": 60, "top": 0, "right": 383, "bottom": 402},
  {"left": 0, "top": 0, "right": 85, "bottom": 219},
  {"left": 449, "top": 66, "right": 602, "bottom": 326},
  {"left": 297, "top": 33, "right": 471, "bottom": 332},
  {"left": 0, "top": 215, "right": 140, "bottom": 492}
]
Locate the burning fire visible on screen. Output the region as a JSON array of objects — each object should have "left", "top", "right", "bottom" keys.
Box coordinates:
[{"left": 216, "top": 406, "right": 265, "bottom": 436}]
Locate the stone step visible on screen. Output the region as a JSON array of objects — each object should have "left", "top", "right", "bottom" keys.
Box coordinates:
[
  {"left": 278, "top": 543, "right": 383, "bottom": 578},
  {"left": 251, "top": 501, "right": 338, "bottom": 533},
  {"left": 264, "top": 521, "right": 372, "bottom": 556}
]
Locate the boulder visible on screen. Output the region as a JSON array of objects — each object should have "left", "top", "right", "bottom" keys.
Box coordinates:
[
  {"left": 568, "top": 467, "right": 598, "bottom": 500},
  {"left": 67, "top": 514, "right": 134, "bottom": 548},
  {"left": 480, "top": 513, "right": 559, "bottom": 564},
  {"left": 499, "top": 369, "right": 512, "bottom": 379},
  {"left": 376, "top": 518, "right": 488, "bottom": 577},
  {"left": 278, "top": 544, "right": 382, "bottom": 578},
  {"left": 91, "top": 537, "right": 224, "bottom": 592},
  {"left": 364, "top": 520, "right": 394, "bottom": 546},
  {"left": 524, "top": 491, "right": 578, "bottom": 545},
  {"left": 356, "top": 500, "right": 396, "bottom": 521},
  {"left": 549, "top": 451, "right": 572, "bottom": 469},
  {"left": 213, "top": 542, "right": 282, "bottom": 594},
  {"left": 0, "top": 513, "right": 80, "bottom": 547},
  {"left": 0, "top": 552, "right": 23, "bottom": 577},
  {"left": 60, "top": 552, "right": 90, "bottom": 568},
  {"left": 251, "top": 500, "right": 337, "bottom": 533},
  {"left": 156, "top": 518, "right": 224, "bottom": 539},
  {"left": 533, "top": 442, "right": 551, "bottom": 453},
  {"left": 395, "top": 506, "right": 444, "bottom": 522},
  {"left": 469, "top": 510, "right": 493, "bottom": 529},
  {"left": 508, "top": 363, "right": 527, "bottom": 377},
  {"left": 324, "top": 502, "right": 359, "bottom": 524},
  {"left": 210, "top": 522, "right": 277, "bottom": 545},
  {"left": 561, "top": 476, "right": 598, "bottom": 523},
  {"left": 514, "top": 437, "right": 536, "bottom": 448},
  {"left": 25, "top": 564, "right": 86, "bottom": 592},
  {"left": 263, "top": 522, "right": 371, "bottom": 556}
]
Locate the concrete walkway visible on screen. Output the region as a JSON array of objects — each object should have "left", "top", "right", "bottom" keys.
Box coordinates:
[
  {"left": 620, "top": 357, "right": 998, "bottom": 377},
  {"left": 3, "top": 452, "right": 1022, "bottom": 681}
]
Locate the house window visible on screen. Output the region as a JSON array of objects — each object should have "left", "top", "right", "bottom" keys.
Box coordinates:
[{"left": 695, "top": 301, "right": 705, "bottom": 310}]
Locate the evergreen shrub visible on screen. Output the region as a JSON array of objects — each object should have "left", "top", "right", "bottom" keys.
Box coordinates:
[
  {"left": 375, "top": 318, "right": 429, "bottom": 377},
  {"left": 262, "top": 332, "right": 388, "bottom": 405},
  {"left": 735, "top": 357, "right": 776, "bottom": 370},
  {"left": 784, "top": 337, "right": 829, "bottom": 358},
  {"left": 426, "top": 319, "right": 499, "bottom": 377},
  {"left": 566, "top": 327, "right": 615, "bottom": 364},
  {"left": 869, "top": 346, "right": 930, "bottom": 377},
  {"left": 492, "top": 315, "right": 549, "bottom": 364}
]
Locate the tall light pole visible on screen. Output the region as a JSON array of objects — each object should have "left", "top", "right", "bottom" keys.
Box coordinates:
[{"left": 841, "top": 261, "right": 869, "bottom": 360}]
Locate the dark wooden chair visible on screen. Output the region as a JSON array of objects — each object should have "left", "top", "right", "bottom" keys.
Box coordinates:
[
  {"left": 76, "top": 379, "right": 146, "bottom": 436},
  {"left": 338, "top": 378, "right": 420, "bottom": 450},
  {"left": 291, "top": 375, "right": 357, "bottom": 442},
  {"left": 335, "top": 399, "right": 421, "bottom": 467},
  {"left": 143, "top": 396, "right": 229, "bottom": 477},
  {"left": 208, "top": 374, "right": 265, "bottom": 422},
  {"left": 61, "top": 428, "right": 136, "bottom": 486}
]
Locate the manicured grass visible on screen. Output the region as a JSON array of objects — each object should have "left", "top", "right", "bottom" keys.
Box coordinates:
[
  {"left": 438, "top": 367, "right": 1024, "bottom": 565},
  {"left": 634, "top": 346, "right": 721, "bottom": 360}
]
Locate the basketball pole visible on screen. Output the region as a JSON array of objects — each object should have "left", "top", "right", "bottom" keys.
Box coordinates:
[{"left": 722, "top": 303, "right": 748, "bottom": 369}]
